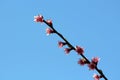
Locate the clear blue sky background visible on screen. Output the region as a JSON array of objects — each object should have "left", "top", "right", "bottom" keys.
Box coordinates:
[{"left": 0, "top": 0, "right": 120, "bottom": 80}]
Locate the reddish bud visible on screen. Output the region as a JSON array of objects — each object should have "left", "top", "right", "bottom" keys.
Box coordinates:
[
  {"left": 92, "top": 57, "right": 100, "bottom": 64},
  {"left": 88, "top": 62, "right": 96, "bottom": 70},
  {"left": 46, "top": 28, "right": 54, "bottom": 35},
  {"left": 58, "top": 41, "right": 66, "bottom": 48},
  {"left": 78, "top": 58, "right": 87, "bottom": 66},
  {"left": 64, "top": 48, "right": 72, "bottom": 54},
  {"left": 46, "top": 19, "right": 53, "bottom": 26},
  {"left": 93, "top": 74, "right": 102, "bottom": 80},
  {"left": 75, "top": 46, "right": 84, "bottom": 55},
  {"left": 34, "top": 15, "right": 43, "bottom": 22}
]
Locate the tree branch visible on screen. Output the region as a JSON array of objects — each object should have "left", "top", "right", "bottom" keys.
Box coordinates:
[{"left": 41, "top": 18, "right": 108, "bottom": 80}]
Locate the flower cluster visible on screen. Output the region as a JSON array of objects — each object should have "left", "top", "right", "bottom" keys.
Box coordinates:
[
  {"left": 34, "top": 14, "right": 54, "bottom": 35},
  {"left": 58, "top": 41, "right": 72, "bottom": 54},
  {"left": 78, "top": 57, "right": 100, "bottom": 70},
  {"left": 88, "top": 57, "right": 100, "bottom": 70},
  {"left": 58, "top": 41, "right": 84, "bottom": 55},
  {"left": 34, "top": 14, "right": 106, "bottom": 80}
]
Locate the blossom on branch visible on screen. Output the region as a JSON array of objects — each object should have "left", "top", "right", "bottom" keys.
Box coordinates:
[
  {"left": 93, "top": 74, "right": 102, "bottom": 80},
  {"left": 92, "top": 57, "right": 100, "bottom": 65},
  {"left": 78, "top": 58, "right": 87, "bottom": 66},
  {"left": 88, "top": 57, "right": 100, "bottom": 70},
  {"left": 75, "top": 46, "right": 84, "bottom": 55},
  {"left": 88, "top": 62, "right": 96, "bottom": 70},
  {"left": 58, "top": 41, "right": 66, "bottom": 48},
  {"left": 34, "top": 15, "right": 43, "bottom": 22},
  {"left": 64, "top": 48, "right": 72, "bottom": 54},
  {"left": 46, "top": 28, "right": 54, "bottom": 35},
  {"left": 46, "top": 19, "right": 53, "bottom": 26}
]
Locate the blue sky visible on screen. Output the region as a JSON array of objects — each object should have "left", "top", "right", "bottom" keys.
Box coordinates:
[{"left": 0, "top": 0, "right": 120, "bottom": 80}]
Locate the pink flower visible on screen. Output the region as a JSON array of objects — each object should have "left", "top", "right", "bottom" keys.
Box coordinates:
[
  {"left": 93, "top": 74, "right": 102, "bottom": 80},
  {"left": 88, "top": 62, "right": 96, "bottom": 70},
  {"left": 78, "top": 58, "right": 87, "bottom": 66},
  {"left": 58, "top": 41, "right": 66, "bottom": 48},
  {"left": 92, "top": 57, "right": 100, "bottom": 64},
  {"left": 46, "top": 19, "right": 53, "bottom": 26},
  {"left": 46, "top": 28, "right": 54, "bottom": 35},
  {"left": 64, "top": 48, "right": 71, "bottom": 54},
  {"left": 88, "top": 57, "right": 100, "bottom": 70},
  {"left": 75, "top": 46, "right": 84, "bottom": 55},
  {"left": 34, "top": 15, "right": 43, "bottom": 22}
]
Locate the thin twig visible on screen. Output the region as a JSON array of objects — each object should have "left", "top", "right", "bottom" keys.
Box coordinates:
[{"left": 43, "top": 19, "right": 108, "bottom": 80}]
